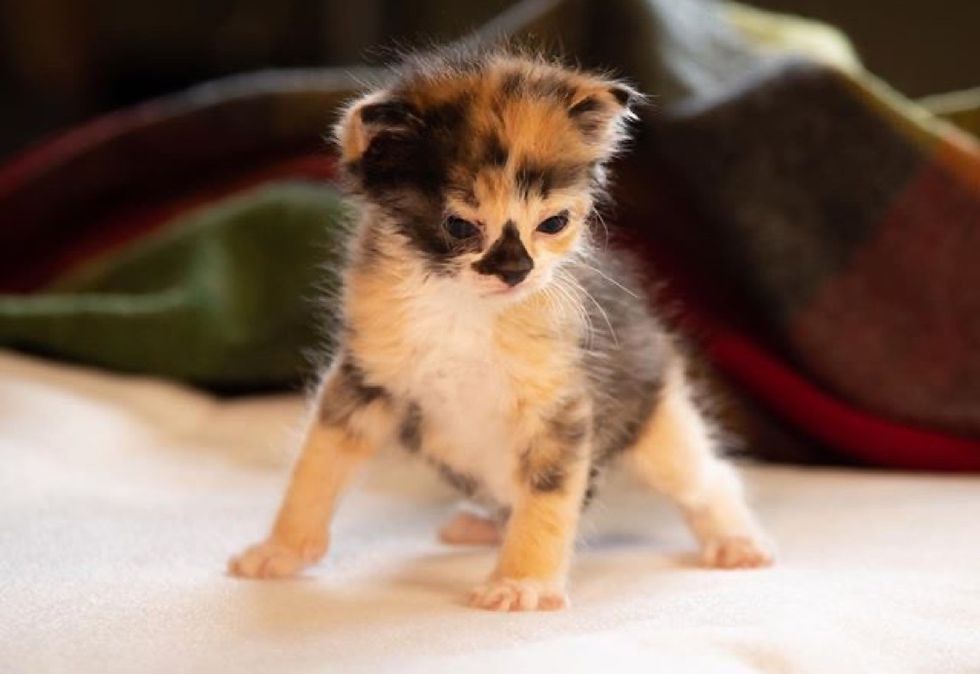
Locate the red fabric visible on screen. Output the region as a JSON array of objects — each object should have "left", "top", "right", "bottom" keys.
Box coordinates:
[
  {"left": 788, "top": 157, "right": 980, "bottom": 439},
  {"left": 0, "top": 148, "right": 335, "bottom": 291},
  {"left": 709, "top": 330, "right": 980, "bottom": 471},
  {"left": 0, "top": 75, "right": 343, "bottom": 292},
  {"left": 621, "top": 164, "right": 980, "bottom": 472},
  {"left": 24, "top": 154, "right": 335, "bottom": 291}
]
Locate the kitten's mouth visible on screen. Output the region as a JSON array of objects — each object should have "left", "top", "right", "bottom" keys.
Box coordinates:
[
  {"left": 469, "top": 271, "right": 538, "bottom": 298},
  {"left": 486, "top": 285, "right": 521, "bottom": 296},
  {"left": 482, "top": 282, "right": 530, "bottom": 298}
]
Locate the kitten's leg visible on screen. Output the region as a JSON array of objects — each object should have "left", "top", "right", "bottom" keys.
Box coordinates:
[
  {"left": 229, "top": 358, "right": 394, "bottom": 579},
  {"left": 438, "top": 510, "right": 504, "bottom": 546},
  {"left": 470, "top": 400, "right": 591, "bottom": 612},
  {"left": 626, "top": 363, "right": 774, "bottom": 568}
]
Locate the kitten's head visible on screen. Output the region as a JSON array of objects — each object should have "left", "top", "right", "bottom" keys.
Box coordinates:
[{"left": 335, "top": 48, "right": 638, "bottom": 301}]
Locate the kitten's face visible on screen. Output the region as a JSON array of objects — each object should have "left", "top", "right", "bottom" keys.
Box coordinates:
[{"left": 337, "top": 52, "right": 635, "bottom": 302}]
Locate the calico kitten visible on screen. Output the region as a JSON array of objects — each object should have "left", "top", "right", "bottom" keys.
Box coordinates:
[{"left": 229, "top": 48, "right": 773, "bottom": 611}]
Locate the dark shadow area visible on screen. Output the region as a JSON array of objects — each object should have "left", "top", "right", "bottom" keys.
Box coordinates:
[{"left": 2, "top": 0, "right": 977, "bottom": 155}]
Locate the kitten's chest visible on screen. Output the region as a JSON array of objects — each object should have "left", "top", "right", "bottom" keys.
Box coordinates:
[
  {"left": 366, "top": 297, "right": 524, "bottom": 502},
  {"left": 396, "top": 308, "right": 516, "bottom": 445}
]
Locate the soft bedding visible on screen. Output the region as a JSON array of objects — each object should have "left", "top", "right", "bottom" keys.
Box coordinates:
[{"left": 1, "top": 351, "right": 977, "bottom": 673}]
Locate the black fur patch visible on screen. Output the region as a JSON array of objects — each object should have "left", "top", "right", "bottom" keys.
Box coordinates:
[
  {"left": 568, "top": 96, "right": 606, "bottom": 138},
  {"left": 356, "top": 130, "right": 443, "bottom": 197},
  {"left": 393, "top": 208, "right": 455, "bottom": 264},
  {"left": 596, "top": 367, "right": 664, "bottom": 466},
  {"left": 521, "top": 400, "right": 592, "bottom": 494},
  {"left": 582, "top": 465, "right": 602, "bottom": 507},
  {"left": 340, "top": 358, "right": 388, "bottom": 403},
  {"left": 515, "top": 162, "right": 548, "bottom": 199},
  {"left": 352, "top": 93, "right": 483, "bottom": 274},
  {"left": 359, "top": 100, "right": 421, "bottom": 128},
  {"left": 434, "top": 462, "right": 479, "bottom": 497},
  {"left": 482, "top": 133, "right": 509, "bottom": 167},
  {"left": 519, "top": 443, "right": 583, "bottom": 494},
  {"left": 574, "top": 252, "right": 669, "bottom": 468},
  {"left": 548, "top": 412, "right": 589, "bottom": 446},
  {"left": 399, "top": 403, "right": 423, "bottom": 453},
  {"left": 529, "top": 463, "right": 567, "bottom": 493},
  {"left": 569, "top": 96, "right": 602, "bottom": 117},
  {"left": 318, "top": 357, "right": 389, "bottom": 427},
  {"left": 472, "top": 222, "right": 533, "bottom": 280},
  {"left": 515, "top": 160, "right": 586, "bottom": 199},
  {"left": 609, "top": 84, "right": 633, "bottom": 106},
  {"left": 501, "top": 71, "right": 525, "bottom": 96},
  {"left": 421, "top": 96, "right": 471, "bottom": 142}
]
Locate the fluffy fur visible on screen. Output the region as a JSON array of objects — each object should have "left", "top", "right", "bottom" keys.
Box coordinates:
[{"left": 229, "top": 48, "right": 773, "bottom": 611}]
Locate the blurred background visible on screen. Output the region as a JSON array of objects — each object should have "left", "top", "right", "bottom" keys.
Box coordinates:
[
  {"left": 2, "top": 0, "right": 979, "bottom": 156},
  {"left": 0, "top": 0, "right": 977, "bottom": 470}
]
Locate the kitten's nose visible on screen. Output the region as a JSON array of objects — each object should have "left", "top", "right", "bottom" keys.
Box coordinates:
[
  {"left": 498, "top": 267, "right": 531, "bottom": 287},
  {"left": 472, "top": 221, "right": 534, "bottom": 288}
]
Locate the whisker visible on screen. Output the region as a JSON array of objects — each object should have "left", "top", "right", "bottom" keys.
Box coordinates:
[
  {"left": 589, "top": 207, "right": 610, "bottom": 250},
  {"left": 552, "top": 269, "right": 598, "bottom": 347},
  {"left": 557, "top": 269, "right": 618, "bottom": 348},
  {"left": 573, "top": 253, "right": 639, "bottom": 298}
]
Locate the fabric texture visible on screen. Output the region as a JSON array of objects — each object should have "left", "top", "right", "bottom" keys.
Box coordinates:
[
  {"left": 1, "top": 350, "right": 978, "bottom": 673},
  {"left": 0, "top": 0, "right": 978, "bottom": 467},
  {"left": 0, "top": 183, "right": 346, "bottom": 389}
]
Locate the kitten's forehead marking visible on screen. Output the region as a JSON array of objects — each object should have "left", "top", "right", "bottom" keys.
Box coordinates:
[{"left": 394, "top": 62, "right": 609, "bottom": 202}]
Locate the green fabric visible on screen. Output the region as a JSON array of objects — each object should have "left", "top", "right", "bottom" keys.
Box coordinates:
[{"left": 0, "top": 183, "right": 347, "bottom": 388}]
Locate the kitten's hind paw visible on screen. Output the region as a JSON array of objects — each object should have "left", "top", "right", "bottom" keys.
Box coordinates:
[
  {"left": 228, "top": 537, "right": 326, "bottom": 579},
  {"left": 438, "top": 511, "right": 503, "bottom": 546}
]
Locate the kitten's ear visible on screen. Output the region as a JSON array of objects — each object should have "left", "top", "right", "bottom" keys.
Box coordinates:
[
  {"left": 567, "top": 79, "right": 642, "bottom": 154},
  {"left": 334, "top": 93, "right": 423, "bottom": 164},
  {"left": 607, "top": 82, "right": 640, "bottom": 109}
]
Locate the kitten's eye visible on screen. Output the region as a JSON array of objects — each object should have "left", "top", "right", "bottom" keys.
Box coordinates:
[
  {"left": 537, "top": 212, "right": 569, "bottom": 234},
  {"left": 444, "top": 215, "right": 479, "bottom": 239}
]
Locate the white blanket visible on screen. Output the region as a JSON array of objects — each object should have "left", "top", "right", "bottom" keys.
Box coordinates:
[{"left": 1, "top": 351, "right": 978, "bottom": 673}]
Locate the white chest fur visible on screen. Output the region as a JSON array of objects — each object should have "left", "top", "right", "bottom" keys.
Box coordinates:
[{"left": 364, "top": 281, "right": 524, "bottom": 505}]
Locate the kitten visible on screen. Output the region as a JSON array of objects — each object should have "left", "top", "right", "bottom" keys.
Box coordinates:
[{"left": 229, "top": 48, "right": 773, "bottom": 611}]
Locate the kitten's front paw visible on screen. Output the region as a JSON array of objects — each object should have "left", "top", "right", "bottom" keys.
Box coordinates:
[
  {"left": 702, "top": 533, "right": 775, "bottom": 569},
  {"left": 228, "top": 537, "right": 327, "bottom": 579},
  {"left": 468, "top": 578, "right": 568, "bottom": 612}
]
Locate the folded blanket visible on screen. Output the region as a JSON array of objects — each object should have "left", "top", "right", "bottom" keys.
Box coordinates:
[{"left": 1, "top": 0, "right": 978, "bottom": 469}]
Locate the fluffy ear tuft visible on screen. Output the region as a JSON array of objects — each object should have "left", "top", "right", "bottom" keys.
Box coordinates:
[
  {"left": 608, "top": 82, "right": 640, "bottom": 108},
  {"left": 334, "top": 93, "right": 422, "bottom": 164},
  {"left": 566, "top": 78, "right": 642, "bottom": 155}
]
